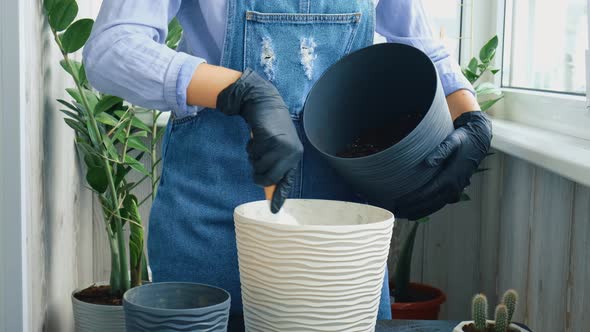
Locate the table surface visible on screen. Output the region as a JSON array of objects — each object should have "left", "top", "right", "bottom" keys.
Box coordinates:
[
  {"left": 376, "top": 320, "right": 460, "bottom": 331},
  {"left": 228, "top": 319, "right": 461, "bottom": 331}
]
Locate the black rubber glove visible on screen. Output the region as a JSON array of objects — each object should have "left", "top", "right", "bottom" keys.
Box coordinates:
[
  {"left": 217, "top": 68, "right": 303, "bottom": 213},
  {"left": 393, "top": 111, "right": 492, "bottom": 220}
]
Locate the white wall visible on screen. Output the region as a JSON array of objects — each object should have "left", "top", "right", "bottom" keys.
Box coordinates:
[{"left": 16, "top": 0, "right": 100, "bottom": 331}]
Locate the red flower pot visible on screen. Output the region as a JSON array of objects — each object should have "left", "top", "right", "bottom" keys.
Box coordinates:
[{"left": 390, "top": 282, "right": 447, "bottom": 320}]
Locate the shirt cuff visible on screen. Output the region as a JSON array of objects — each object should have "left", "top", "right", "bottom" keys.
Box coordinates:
[
  {"left": 163, "top": 52, "right": 206, "bottom": 118},
  {"left": 435, "top": 60, "right": 475, "bottom": 97}
]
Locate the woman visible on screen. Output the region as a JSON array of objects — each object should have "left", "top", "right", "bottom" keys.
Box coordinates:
[{"left": 83, "top": 0, "right": 491, "bottom": 324}]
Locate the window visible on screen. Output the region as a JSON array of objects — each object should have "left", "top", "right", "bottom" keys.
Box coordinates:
[
  {"left": 374, "top": 0, "right": 463, "bottom": 60},
  {"left": 422, "top": 0, "right": 464, "bottom": 59},
  {"left": 502, "top": 0, "right": 588, "bottom": 95}
]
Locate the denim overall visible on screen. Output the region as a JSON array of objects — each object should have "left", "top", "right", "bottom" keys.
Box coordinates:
[{"left": 148, "top": 0, "right": 392, "bottom": 322}]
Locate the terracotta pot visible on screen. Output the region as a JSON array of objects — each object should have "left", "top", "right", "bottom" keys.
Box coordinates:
[{"left": 390, "top": 282, "right": 447, "bottom": 320}]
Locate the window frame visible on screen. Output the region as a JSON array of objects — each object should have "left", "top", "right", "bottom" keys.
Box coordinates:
[
  {"left": 464, "top": 0, "right": 590, "bottom": 141},
  {"left": 0, "top": 0, "right": 28, "bottom": 331}
]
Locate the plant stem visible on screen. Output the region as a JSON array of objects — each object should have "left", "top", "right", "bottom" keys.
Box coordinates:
[
  {"left": 151, "top": 110, "right": 159, "bottom": 202},
  {"left": 393, "top": 221, "right": 420, "bottom": 302},
  {"left": 54, "top": 30, "right": 130, "bottom": 294}
]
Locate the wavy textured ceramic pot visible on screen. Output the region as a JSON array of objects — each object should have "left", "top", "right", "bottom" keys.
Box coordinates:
[
  {"left": 123, "top": 282, "right": 230, "bottom": 332},
  {"left": 234, "top": 199, "right": 394, "bottom": 332},
  {"left": 72, "top": 283, "right": 125, "bottom": 332},
  {"left": 303, "top": 43, "right": 453, "bottom": 207}
]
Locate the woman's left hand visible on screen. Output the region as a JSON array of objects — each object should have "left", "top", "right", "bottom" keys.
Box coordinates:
[{"left": 392, "top": 111, "right": 492, "bottom": 220}]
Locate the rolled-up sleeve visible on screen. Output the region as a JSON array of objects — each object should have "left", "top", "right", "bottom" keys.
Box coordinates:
[
  {"left": 376, "top": 0, "right": 474, "bottom": 96},
  {"left": 83, "top": 0, "right": 205, "bottom": 117}
]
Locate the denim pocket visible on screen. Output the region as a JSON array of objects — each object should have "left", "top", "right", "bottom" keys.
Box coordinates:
[{"left": 244, "top": 11, "right": 362, "bottom": 119}]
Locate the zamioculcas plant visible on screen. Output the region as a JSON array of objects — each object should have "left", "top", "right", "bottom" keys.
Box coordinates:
[{"left": 43, "top": 0, "right": 180, "bottom": 300}]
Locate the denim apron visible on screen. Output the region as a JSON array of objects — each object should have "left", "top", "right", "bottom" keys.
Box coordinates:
[{"left": 148, "top": 0, "right": 392, "bottom": 322}]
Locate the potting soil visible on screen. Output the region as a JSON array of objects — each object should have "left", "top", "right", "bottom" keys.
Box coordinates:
[
  {"left": 337, "top": 112, "right": 423, "bottom": 158},
  {"left": 74, "top": 285, "right": 123, "bottom": 305}
]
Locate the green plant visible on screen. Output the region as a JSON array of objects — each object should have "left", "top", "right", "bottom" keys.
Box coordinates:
[
  {"left": 469, "top": 290, "right": 519, "bottom": 332},
  {"left": 44, "top": 0, "right": 180, "bottom": 297},
  {"left": 462, "top": 35, "right": 504, "bottom": 112},
  {"left": 494, "top": 305, "right": 508, "bottom": 332},
  {"left": 502, "top": 289, "right": 518, "bottom": 324},
  {"left": 391, "top": 36, "right": 503, "bottom": 302},
  {"left": 472, "top": 294, "right": 488, "bottom": 330}
]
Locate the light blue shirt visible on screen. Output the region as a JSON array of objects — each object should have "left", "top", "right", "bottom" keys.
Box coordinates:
[{"left": 83, "top": 0, "right": 473, "bottom": 118}]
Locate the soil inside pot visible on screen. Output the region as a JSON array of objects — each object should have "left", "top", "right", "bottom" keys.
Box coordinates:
[
  {"left": 74, "top": 284, "right": 123, "bottom": 306},
  {"left": 462, "top": 322, "right": 521, "bottom": 332},
  {"left": 336, "top": 112, "right": 424, "bottom": 158}
]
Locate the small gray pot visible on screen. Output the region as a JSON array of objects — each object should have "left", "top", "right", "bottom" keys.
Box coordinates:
[
  {"left": 123, "top": 282, "right": 231, "bottom": 332},
  {"left": 71, "top": 283, "right": 125, "bottom": 332},
  {"left": 303, "top": 43, "right": 453, "bottom": 208}
]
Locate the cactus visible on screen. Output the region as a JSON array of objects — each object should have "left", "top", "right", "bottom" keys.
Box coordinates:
[
  {"left": 494, "top": 304, "right": 508, "bottom": 332},
  {"left": 472, "top": 294, "right": 488, "bottom": 331},
  {"left": 502, "top": 289, "right": 518, "bottom": 324}
]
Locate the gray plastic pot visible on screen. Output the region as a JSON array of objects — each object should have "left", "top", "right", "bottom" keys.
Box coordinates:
[
  {"left": 123, "top": 282, "right": 231, "bottom": 332},
  {"left": 72, "top": 283, "right": 126, "bottom": 332},
  {"left": 303, "top": 42, "right": 453, "bottom": 208}
]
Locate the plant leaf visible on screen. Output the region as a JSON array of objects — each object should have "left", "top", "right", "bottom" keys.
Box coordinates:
[
  {"left": 86, "top": 166, "right": 108, "bottom": 193},
  {"left": 491, "top": 69, "right": 501, "bottom": 75},
  {"left": 96, "top": 112, "right": 120, "bottom": 127},
  {"left": 462, "top": 69, "right": 478, "bottom": 84},
  {"left": 475, "top": 168, "right": 491, "bottom": 174},
  {"left": 115, "top": 111, "right": 152, "bottom": 132},
  {"left": 479, "top": 35, "right": 499, "bottom": 63},
  {"left": 57, "top": 98, "right": 82, "bottom": 113},
  {"left": 66, "top": 88, "right": 98, "bottom": 112},
  {"left": 154, "top": 127, "right": 166, "bottom": 145},
  {"left": 166, "top": 18, "right": 183, "bottom": 50},
  {"left": 468, "top": 57, "right": 478, "bottom": 75},
  {"left": 114, "top": 163, "right": 131, "bottom": 187},
  {"left": 48, "top": 0, "right": 78, "bottom": 31},
  {"left": 480, "top": 96, "right": 504, "bottom": 112},
  {"left": 124, "top": 155, "right": 149, "bottom": 176},
  {"left": 131, "top": 130, "right": 148, "bottom": 138},
  {"left": 83, "top": 153, "right": 104, "bottom": 170},
  {"left": 460, "top": 192, "right": 471, "bottom": 201},
  {"left": 64, "top": 118, "right": 88, "bottom": 136},
  {"left": 59, "top": 58, "right": 83, "bottom": 82},
  {"left": 79, "top": 63, "right": 87, "bottom": 86},
  {"left": 126, "top": 137, "right": 150, "bottom": 153},
  {"left": 102, "top": 134, "right": 120, "bottom": 162},
  {"left": 59, "top": 109, "right": 82, "bottom": 122},
  {"left": 476, "top": 82, "right": 503, "bottom": 97},
  {"left": 61, "top": 18, "right": 94, "bottom": 53},
  {"left": 95, "top": 95, "right": 123, "bottom": 115},
  {"left": 44, "top": 0, "right": 60, "bottom": 12}
]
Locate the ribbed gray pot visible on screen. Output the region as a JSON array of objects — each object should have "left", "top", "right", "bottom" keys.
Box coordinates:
[
  {"left": 303, "top": 42, "right": 453, "bottom": 208},
  {"left": 123, "top": 282, "right": 231, "bottom": 332},
  {"left": 72, "top": 283, "right": 126, "bottom": 332}
]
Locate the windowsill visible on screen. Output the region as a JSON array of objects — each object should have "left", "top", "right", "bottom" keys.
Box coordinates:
[{"left": 491, "top": 118, "right": 590, "bottom": 187}]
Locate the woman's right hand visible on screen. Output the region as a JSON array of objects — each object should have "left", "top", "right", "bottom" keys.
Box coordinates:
[{"left": 217, "top": 68, "right": 303, "bottom": 213}]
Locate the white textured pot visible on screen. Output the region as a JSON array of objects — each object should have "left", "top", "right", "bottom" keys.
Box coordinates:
[
  {"left": 453, "top": 320, "right": 529, "bottom": 332},
  {"left": 71, "top": 283, "right": 125, "bottom": 332},
  {"left": 234, "top": 199, "right": 394, "bottom": 332}
]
